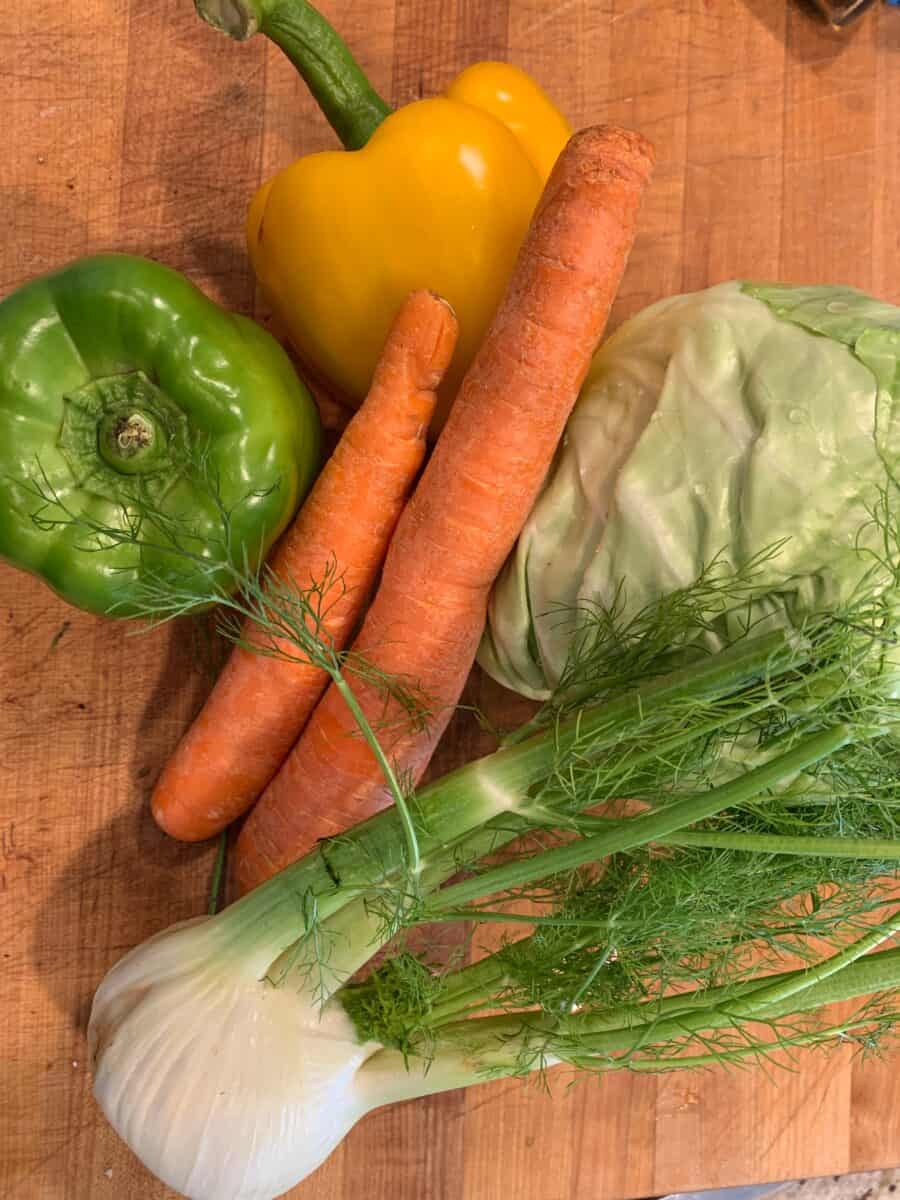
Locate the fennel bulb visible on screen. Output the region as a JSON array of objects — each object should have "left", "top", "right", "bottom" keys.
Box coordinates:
[
  {"left": 89, "top": 917, "right": 378, "bottom": 1200},
  {"left": 90, "top": 901, "right": 490, "bottom": 1200}
]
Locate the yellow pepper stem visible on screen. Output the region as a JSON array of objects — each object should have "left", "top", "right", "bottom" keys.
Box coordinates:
[{"left": 194, "top": 0, "right": 391, "bottom": 149}]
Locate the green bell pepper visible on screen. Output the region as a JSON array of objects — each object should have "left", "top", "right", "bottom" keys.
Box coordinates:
[{"left": 0, "top": 254, "right": 320, "bottom": 616}]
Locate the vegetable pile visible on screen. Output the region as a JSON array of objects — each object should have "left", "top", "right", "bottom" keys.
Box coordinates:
[{"left": 86, "top": 114, "right": 900, "bottom": 1200}]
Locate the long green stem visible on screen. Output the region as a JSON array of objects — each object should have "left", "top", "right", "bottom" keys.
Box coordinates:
[
  {"left": 729, "top": 908, "right": 900, "bottom": 1013},
  {"left": 428, "top": 925, "right": 900, "bottom": 1070},
  {"left": 365, "top": 938, "right": 900, "bottom": 1096},
  {"left": 570, "top": 1013, "right": 891, "bottom": 1073},
  {"left": 421, "top": 725, "right": 852, "bottom": 916},
  {"left": 425, "top": 957, "right": 513, "bottom": 1025},
  {"left": 208, "top": 831, "right": 229, "bottom": 916},
  {"left": 569, "top": 944, "right": 616, "bottom": 1010},
  {"left": 418, "top": 909, "right": 616, "bottom": 928},
  {"left": 331, "top": 673, "right": 421, "bottom": 878},
  {"left": 229, "top": 629, "right": 795, "bottom": 927},
  {"left": 555, "top": 811, "right": 900, "bottom": 863},
  {"left": 357, "top": 1038, "right": 542, "bottom": 1109},
  {"left": 429, "top": 937, "right": 900, "bottom": 1049},
  {"left": 194, "top": 0, "right": 391, "bottom": 148},
  {"left": 660, "top": 829, "right": 900, "bottom": 860}
]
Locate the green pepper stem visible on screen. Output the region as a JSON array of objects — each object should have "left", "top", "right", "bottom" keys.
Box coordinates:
[{"left": 194, "top": 0, "right": 392, "bottom": 149}]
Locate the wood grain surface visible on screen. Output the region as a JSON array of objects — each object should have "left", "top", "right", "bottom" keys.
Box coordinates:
[{"left": 2, "top": 2, "right": 900, "bottom": 1197}]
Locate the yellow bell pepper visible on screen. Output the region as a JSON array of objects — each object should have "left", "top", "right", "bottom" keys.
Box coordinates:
[{"left": 195, "top": 0, "right": 571, "bottom": 426}]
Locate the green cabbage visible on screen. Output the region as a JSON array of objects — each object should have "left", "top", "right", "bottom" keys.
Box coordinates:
[{"left": 479, "top": 281, "right": 900, "bottom": 700}]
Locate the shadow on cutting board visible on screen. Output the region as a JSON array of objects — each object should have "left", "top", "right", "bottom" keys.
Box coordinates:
[
  {"left": 29, "top": 802, "right": 211, "bottom": 1033},
  {"left": 135, "top": 609, "right": 229, "bottom": 767},
  {"left": 29, "top": 615, "right": 225, "bottom": 1032}
]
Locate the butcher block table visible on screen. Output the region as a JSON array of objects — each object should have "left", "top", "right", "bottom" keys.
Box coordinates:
[{"left": 3, "top": 1, "right": 900, "bottom": 1197}]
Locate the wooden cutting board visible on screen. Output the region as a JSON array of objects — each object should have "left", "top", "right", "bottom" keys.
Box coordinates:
[{"left": 3, "top": 1, "right": 900, "bottom": 1197}]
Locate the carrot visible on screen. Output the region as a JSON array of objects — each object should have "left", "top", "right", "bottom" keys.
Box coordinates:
[
  {"left": 151, "top": 289, "right": 459, "bottom": 842},
  {"left": 235, "top": 124, "right": 655, "bottom": 893}
]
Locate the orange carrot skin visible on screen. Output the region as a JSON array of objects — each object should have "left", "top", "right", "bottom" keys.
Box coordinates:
[
  {"left": 151, "top": 290, "right": 458, "bottom": 842},
  {"left": 235, "top": 126, "right": 655, "bottom": 892}
]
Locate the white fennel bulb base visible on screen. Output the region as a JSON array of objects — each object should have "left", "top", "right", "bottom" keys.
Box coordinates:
[{"left": 88, "top": 917, "right": 380, "bottom": 1200}]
